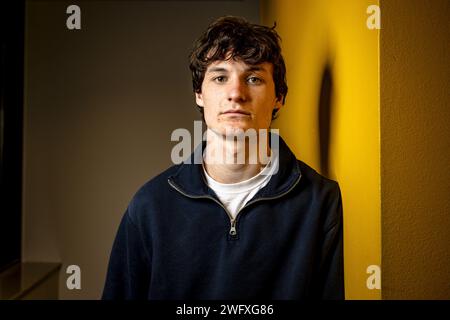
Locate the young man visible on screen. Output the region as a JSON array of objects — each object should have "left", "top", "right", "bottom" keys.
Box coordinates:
[{"left": 102, "top": 16, "right": 344, "bottom": 300}]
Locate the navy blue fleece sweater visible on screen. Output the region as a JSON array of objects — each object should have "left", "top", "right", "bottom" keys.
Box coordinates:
[{"left": 102, "top": 136, "right": 344, "bottom": 299}]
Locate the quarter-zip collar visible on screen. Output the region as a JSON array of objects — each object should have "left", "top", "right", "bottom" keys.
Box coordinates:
[{"left": 168, "top": 133, "right": 302, "bottom": 201}]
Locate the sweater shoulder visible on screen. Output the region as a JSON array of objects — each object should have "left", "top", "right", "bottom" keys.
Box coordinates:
[
  {"left": 297, "top": 159, "right": 339, "bottom": 192},
  {"left": 137, "top": 164, "right": 181, "bottom": 194},
  {"left": 296, "top": 160, "right": 342, "bottom": 230},
  {"left": 126, "top": 164, "right": 181, "bottom": 222}
]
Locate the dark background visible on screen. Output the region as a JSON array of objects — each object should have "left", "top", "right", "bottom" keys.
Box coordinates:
[{"left": 0, "top": 1, "right": 24, "bottom": 272}]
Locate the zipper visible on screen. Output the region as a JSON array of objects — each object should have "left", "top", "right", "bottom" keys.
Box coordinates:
[
  {"left": 229, "top": 219, "right": 237, "bottom": 236},
  {"left": 168, "top": 173, "right": 302, "bottom": 237}
]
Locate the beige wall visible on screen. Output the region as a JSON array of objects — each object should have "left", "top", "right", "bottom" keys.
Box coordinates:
[
  {"left": 23, "top": 0, "right": 260, "bottom": 299},
  {"left": 381, "top": 0, "right": 450, "bottom": 299}
]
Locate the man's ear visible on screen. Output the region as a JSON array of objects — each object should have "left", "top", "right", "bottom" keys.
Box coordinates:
[
  {"left": 195, "top": 92, "right": 204, "bottom": 107},
  {"left": 273, "top": 97, "right": 283, "bottom": 113}
]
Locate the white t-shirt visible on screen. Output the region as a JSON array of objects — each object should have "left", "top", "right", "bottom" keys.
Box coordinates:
[{"left": 202, "top": 152, "right": 279, "bottom": 219}]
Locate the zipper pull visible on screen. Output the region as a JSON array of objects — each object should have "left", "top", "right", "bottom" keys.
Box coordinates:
[{"left": 229, "top": 219, "right": 237, "bottom": 236}]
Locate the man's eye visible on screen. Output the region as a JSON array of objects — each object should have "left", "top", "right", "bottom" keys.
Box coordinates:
[
  {"left": 213, "top": 76, "right": 227, "bottom": 83},
  {"left": 248, "top": 76, "right": 262, "bottom": 84}
]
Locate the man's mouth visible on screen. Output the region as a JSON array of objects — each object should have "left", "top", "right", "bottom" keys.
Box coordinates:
[{"left": 221, "top": 109, "right": 251, "bottom": 116}]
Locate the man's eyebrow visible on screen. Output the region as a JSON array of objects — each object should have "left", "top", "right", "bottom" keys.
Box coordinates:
[
  {"left": 245, "top": 66, "right": 267, "bottom": 72},
  {"left": 206, "top": 65, "right": 268, "bottom": 74},
  {"left": 207, "top": 67, "right": 228, "bottom": 73}
]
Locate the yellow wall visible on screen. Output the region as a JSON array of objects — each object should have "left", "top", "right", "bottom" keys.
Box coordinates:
[
  {"left": 261, "top": 0, "right": 381, "bottom": 299},
  {"left": 380, "top": 0, "right": 450, "bottom": 299}
]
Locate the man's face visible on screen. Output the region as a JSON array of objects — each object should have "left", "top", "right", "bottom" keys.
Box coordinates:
[{"left": 195, "top": 58, "right": 282, "bottom": 135}]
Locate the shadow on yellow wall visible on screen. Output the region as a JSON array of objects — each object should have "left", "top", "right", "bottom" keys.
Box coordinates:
[{"left": 318, "top": 63, "right": 333, "bottom": 177}]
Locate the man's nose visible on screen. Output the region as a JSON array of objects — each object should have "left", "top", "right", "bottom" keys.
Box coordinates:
[{"left": 227, "top": 78, "right": 248, "bottom": 103}]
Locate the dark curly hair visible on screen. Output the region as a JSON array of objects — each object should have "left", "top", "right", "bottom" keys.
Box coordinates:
[{"left": 189, "top": 16, "right": 288, "bottom": 120}]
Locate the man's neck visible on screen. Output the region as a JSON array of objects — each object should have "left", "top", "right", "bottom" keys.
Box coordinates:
[{"left": 203, "top": 129, "right": 270, "bottom": 184}]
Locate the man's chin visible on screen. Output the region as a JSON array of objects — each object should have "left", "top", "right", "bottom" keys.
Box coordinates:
[{"left": 216, "top": 125, "right": 255, "bottom": 136}]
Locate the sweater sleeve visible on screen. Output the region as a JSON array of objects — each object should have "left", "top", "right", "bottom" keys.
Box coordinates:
[
  {"left": 315, "top": 182, "right": 345, "bottom": 300},
  {"left": 101, "top": 209, "right": 151, "bottom": 300}
]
